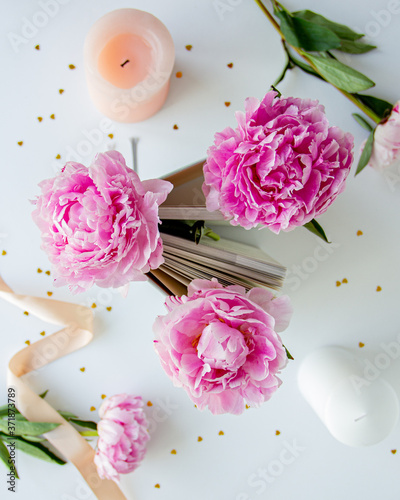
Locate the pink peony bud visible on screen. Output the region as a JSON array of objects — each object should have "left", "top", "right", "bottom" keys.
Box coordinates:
[
  {"left": 94, "top": 394, "right": 150, "bottom": 483},
  {"left": 367, "top": 102, "right": 400, "bottom": 170}
]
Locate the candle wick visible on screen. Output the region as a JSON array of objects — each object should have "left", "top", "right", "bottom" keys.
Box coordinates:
[
  {"left": 354, "top": 413, "right": 367, "bottom": 422},
  {"left": 121, "top": 59, "right": 130, "bottom": 68}
]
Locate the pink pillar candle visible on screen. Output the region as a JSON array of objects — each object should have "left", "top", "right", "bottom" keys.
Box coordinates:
[{"left": 84, "top": 9, "right": 175, "bottom": 123}]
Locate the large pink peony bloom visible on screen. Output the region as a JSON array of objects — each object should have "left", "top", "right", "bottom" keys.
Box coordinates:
[
  {"left": 367, "top": 101, "right": 400, "bottom": 170},
  {"left": 94, "top": 394, "right": 150, "bottom": 483},
  {"left": 32, "top": 151, "right": 172, "bottom": 293},
  {"left": 203, "top": 91, "right": 354, "bottom": 232},
  {"left": 153, "top": 279, "right": 292, "bottom": 415}
]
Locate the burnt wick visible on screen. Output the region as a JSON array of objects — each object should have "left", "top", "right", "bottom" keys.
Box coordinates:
[{"left": 121, "top": 59, "right": 130, "bottom": 68}]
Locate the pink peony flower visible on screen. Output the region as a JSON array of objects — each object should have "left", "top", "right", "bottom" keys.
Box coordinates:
[
  {"left": 203, "top": 91, "right": 354, "bottom": 232},
  {"left": 367, "top": 102, "right": 400, "bottom": 170},
  {"left": 94, "top": 394, "right": 150, "bottom": 483},
  {"left": 32, "top": 151, "right": 172, "bottom": 293},
  {"left": 153, "top": 278, "right": 293, "bottom": 415}
]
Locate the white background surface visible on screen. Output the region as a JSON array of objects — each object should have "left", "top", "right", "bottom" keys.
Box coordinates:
[{"left": 1, "top": 0, "right": 400, "bottom": 499}]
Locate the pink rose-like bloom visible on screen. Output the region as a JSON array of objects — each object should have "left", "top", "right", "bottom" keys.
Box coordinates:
[
  {"left": 94, "top": 394, "right": 150, "bottom": 483},
  {"left": 32, "top": 151, "right": 172, "bottom": 292},
  {"left": 153, "top": 279, "right": 293, "bottom": 415},
  {"left": 367, "top": 102, "right": 400, "bottom": 170},
  {"left": 203, "top": 91, "right": 354, "bottom": 232}
]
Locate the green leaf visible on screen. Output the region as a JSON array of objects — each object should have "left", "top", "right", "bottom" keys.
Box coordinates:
[
  {"left": 0, "top": 406, "right": 20, "bottom": 419},
  {"left": 352, "top": 113, "right": 374, "bottom": 132},
  {"left": 304, "top": 219, "right": 330, "bottom": 243},
  {"left": 354, "top": 94, "right": 393, "bottom": 120},
  {"left": 13, "top": 436, "right": 66, "bottom": 465},
  {"left": 292, "top": 10, "right": 364, "bottom": 40},
  {"left": 337, "top": 39, "right": 376, "bottom": 54},
  {"left": 21, "top": 435, "right": 46, "bottom": 442},
  {"left": 69, "top": 418, "right": 98, "bottom": 431},
  {"left": 355, "top": 129, "right": 375, "bottom": 176},
  {"left": 79, "top": 430, "right": 98, "bottom": 437},
  {"left": 275, "top": 9, "right": 341, "bottom": 51},
  {"left": 58, "top": 411, "right": 78, "bottom": 420},
  {"left": 39, "top": 390, "right": 49, "bottom": 399},
  {"left": 284, "top": 346, "right": 294, "bottom": 361},
  {"left": 0, "top": 420, "right": 60, "bottom": 437},
  {"left": 306, "top": 54, "right": 375, "bottom": 92},
  {"left": 0, "top": 437, "right": 19, "bottom": 479},
  {"left": 288, "top": 54, "right": 324, "bottom": 80}
]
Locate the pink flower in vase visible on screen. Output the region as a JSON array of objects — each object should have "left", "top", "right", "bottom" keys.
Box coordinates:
[
  {"left": 32, "top": 151, "right": 172, "bottom": 293},
  {"left": 203, "top": 90, "right": 354, "bottom": 232},
  {"left": 153, "top": 278, "right": 293, "bottom": 415},
  {"left": 94, "top": 394, "right": 150, "bottom": 483}
]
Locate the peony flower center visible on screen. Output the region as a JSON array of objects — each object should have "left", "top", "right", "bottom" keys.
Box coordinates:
[{"left": 196, "top": 320, "right": 249, "bottom": 371}]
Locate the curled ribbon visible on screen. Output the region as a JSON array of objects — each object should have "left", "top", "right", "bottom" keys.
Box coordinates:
[{"left": 0, "top": 276, "right": 126, "bottom": 500}]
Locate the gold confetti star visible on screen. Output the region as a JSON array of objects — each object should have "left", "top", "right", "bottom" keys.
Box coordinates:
[
  {"left": 391, "top": 449, "right": 397, "bottom": 454},
  {"left": 108, "top": 133, "right": 114, "bottom": 139},
  {"left": 59, "top": 89, "right": 64, "bottom": 94},
  {"left": 227, "top": 62, "right": 233, "bottom": 68},
  {"left": 106, "top": 306, "right": 112, "bottom": 311},
  {"left": 336, "top": 281, "right": 341, "bottom": 287},
  {"left": 170, "top": 449, "right": 177, "bottom": 454},
  {"left": 359, "top": 342, "right": 365, "bottom": 348},
  {"left": 37, "top": 268, "right": 42, "bottom": 273},
  {"left": 47, "top": 291, "right": 53, "bottom": 297},
  {"left": 218, "top": 430, "right": 224, "bottom": 436},
  {"left": 2, "top": 250, "right": 6, "bottom": 256},
  {"left": 55, "top": 154, "right": 61, "bottom": 159},
  {"left": 224, "top": 101, "right": 231, "bottom": 107},
  {"left": 18, "top": 141, "right": 23, "bottom": 146},
  {"left": 50, "top": 114, "right": 55, "bottom": 120},
  {"left": 25, "top": 340, "right": 31, "bottom": 346},
  {"left": 275, "top": 430, "right": 281, "bottom": 435},
  {"left": 90, "top": 406, "right": 96, "bottom": 412},
  {"left": 91, "top": 303, "right": 97, "bottom": 309},
  {"left": 147, "top": 401, "right": 153, "bottom": 407},
  {"left": 185, "top": 44, "right": 192, "bottom": 51},
  {"left": 69, "top": 64, "right": 76, "bottom": 70},
  {"left": 80, "top": 367, "right": 85, "bottom": 372},
  {"left": 37, "top": 116, "right": 43, "bottom": 122},
  {"left": 176, "top": 71, "right": 182, "bottom": 78},
  {"left": 376, "top": 286, "right": 382, "bottom": 292},
  {"left": 35, "top": 44, "right": 40, "bottom": 50},
  {"left": 23, "top": 311, "right": 29, "bottom": 316},
  {"left": 154, "top": 484, "right": 160, "bottom": 489},
  {"left": 342, "top": 278, "right": 348, "bottom": 284},
  {"left": 197, "top": 436, "right": 203, "bottom": 442},
  {"left": 45, "top": 270, "right": 51, "bottom": 275},
  {"left": 101, "top": 394, "right": 106, "bottom": 399},
  {"left": 173, "top": 124, "right": 179, "bottom": 130},
  {"left": 40, "top": 331, "right": 46, "bottom": 336},
  {"left": 357, "top": 230, "right": 363, "bottom": 236}
]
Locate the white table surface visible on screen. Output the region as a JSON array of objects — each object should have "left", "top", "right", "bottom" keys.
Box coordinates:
[{"left": 1, "top": 0, "right": 400, "bottom": 499}]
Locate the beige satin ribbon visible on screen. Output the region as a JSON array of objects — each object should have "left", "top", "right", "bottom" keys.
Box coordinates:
[{"left": 1, "top": 276, "right": 126, "bottom": 500}]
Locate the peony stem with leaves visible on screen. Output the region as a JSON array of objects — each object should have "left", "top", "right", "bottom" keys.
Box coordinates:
[{"left": 254, "top": 0, "right": 382, "bottom": 124}]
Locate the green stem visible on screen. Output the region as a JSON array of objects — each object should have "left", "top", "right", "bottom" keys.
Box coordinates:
[
  {"left": 254, "top": 0, "right": 382, "bottom": 124},
  {"left": 273, "top": 52, "right": 293, "bottom": 87},
  {"left": 80, "top": 430, "right": 98, "bottom": 437}
]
